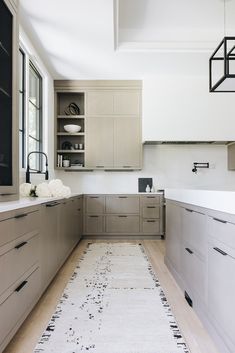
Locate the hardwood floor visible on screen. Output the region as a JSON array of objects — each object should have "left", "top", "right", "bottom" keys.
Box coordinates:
[{"left": 3, "top": 239, "right": 220, "bottom": 353}]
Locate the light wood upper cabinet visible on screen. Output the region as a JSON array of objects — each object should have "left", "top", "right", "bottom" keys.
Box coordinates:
[
  {"left": 86, "top": 117, "right": 114, "bottom": 168},
  {"left": 114, "top": 117, "right": 141, "bottom": 168},
  {"left": 114, "top": 91, "right": 140, "bottom": 115},
  {"left": 87, "top": 91, "right": 114, "bottom": 116}
]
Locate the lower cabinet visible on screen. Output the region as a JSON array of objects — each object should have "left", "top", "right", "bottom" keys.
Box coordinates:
[
  {"left": 85, "top": 215, "right": 104, "bottom": 234},
  {"left": 106, "top": 215, "right": 139, "bottom": 234},
  {"left": 165, "top": 199, "right": 235, "bottom": 353}
]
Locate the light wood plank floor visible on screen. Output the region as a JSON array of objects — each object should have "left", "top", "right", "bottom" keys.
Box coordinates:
[{"left": 3, "top": 239, "right": 220, "bottom": 353}]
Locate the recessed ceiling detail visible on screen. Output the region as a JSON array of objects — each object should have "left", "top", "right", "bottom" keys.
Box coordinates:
[{"left": 115, "top": 0, "right": 235, "bottom": 52}]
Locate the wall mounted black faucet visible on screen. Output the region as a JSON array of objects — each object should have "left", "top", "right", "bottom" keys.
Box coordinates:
[{"left": 26, "top": 151, "right": 49, "bottom": 183}]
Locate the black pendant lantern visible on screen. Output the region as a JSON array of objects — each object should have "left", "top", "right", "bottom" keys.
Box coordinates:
[{"left": 209, "top": 37, "right": 235, "bottom": 92}]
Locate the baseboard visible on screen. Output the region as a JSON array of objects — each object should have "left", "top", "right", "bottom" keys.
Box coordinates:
[{"left": 83, "top": 235, "right": 163, "bottom": 240}]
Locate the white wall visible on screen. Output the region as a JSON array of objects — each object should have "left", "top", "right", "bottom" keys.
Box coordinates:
[
  {"left": 143, "top": 77, "right": 235, "bottom": 141},
  {"left": 55, "top": 144, "right": 235, "bottom": 193}
]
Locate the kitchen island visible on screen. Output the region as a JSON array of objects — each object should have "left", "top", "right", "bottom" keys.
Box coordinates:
[{"left": 165, "top": 188, "right": 235, "bottom": 353}]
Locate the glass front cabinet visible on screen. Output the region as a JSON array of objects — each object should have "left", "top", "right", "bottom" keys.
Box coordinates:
[{"left": 0, "top": 0, "right": 19, "bottom": 200}]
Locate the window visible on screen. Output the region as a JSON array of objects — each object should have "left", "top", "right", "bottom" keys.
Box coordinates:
[
  {"left": 28, "top": 62, "right": 42, "bottom": 170},
  {"left": 19, "top": 48, "right": 25, "bottom": 168},
  {"left": 19, "top": 48, "right": 43, "bottom": 170}
]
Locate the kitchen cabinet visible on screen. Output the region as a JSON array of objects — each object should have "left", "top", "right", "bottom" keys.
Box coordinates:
[
  {"left": 227, "top": 142, "right": 235, "bottom": 170},
  {"left": 0, "top": 0, "right": 19, "bottom": 201},
  {"left": 86, "top": 91, "right": 114, "bottom": 116},
  {"left": 86, "top": 117, "right": 114, "bottom": 168},
  {"left": 83, "top": 194, "right": 164, "bottom": 237}
]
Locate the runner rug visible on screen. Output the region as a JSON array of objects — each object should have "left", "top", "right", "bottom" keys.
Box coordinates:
[{"left": 34, "top": 243, "right": 189, "bottom": 353}]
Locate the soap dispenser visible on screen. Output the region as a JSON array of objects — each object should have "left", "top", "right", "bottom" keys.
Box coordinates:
[{"left": 145, "top": 184, "right": 151, "bottom": 193}]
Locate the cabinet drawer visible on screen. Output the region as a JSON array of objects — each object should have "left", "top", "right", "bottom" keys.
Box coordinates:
[
  {"left": 106, "top": 215, "right": 139, "bottom": 233},
  {"left": 86, "top": 196, "right": 105, "bottom": 214},
  {"left": 142, "top": 220, "right": 160, "bottom": 234},
  {"left": 182, "top": 208, "right": 206, "bottom": 257},
  {"left": 0, "top": 267, "right": 40, "bottom": 343},
  {"left": 0, "top": 210, "right": 39, "bottom": 248},
  {"left": 0, "top": 233, "right": 39, "bottom": 296},
  {"left": 142, "top": 205, "right": 160, "bottom": 219},
  {"left": 208, "top": 216, "right": 235, "bottom": 249},
  {"left": 85, "top": 215, "right": 104, "bottom": 234},
  {"left": 141, "top": 195, "right": 162, "bottom": 205},
  {"left": 105, "top": 196, "right": 139, "bottom": 214}
]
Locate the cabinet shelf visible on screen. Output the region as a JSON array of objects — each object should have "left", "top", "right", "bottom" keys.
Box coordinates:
[
  {"left": 57, "top": 150, "right": 85, "bottom": 153},
  {"left": 57, "top": 115, "right": 85, "bottom": 119},
  {"left": 57, "top": 132, "right": 85, "bottom": 136}
]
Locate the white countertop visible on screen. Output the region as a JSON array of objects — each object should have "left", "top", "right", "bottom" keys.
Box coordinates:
[
  {"left": 0, "top": 192, "right": 163, "bottom": 214},
  {"left": 165, "top": 188, "right": 235, "bottom": 215}
]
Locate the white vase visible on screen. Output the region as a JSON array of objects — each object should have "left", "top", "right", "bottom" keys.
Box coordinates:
[{"left": 145, "top": 184, "right": 151, "bottom": 193}]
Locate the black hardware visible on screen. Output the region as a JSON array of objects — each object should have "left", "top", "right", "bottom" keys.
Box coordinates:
[
  {"left": 185, "top": 291, "right": 193, "bottom": 307},
  {"left": 15, "top": 280, "right": 28, "bottom": 292},
  {"left": 46, "top": 202, "right": 60, "bottom": 207},
  {"left": 90, "top": 196, "right": 99, "bottom": 199},
  {"left": 118, "top": 196, "right": 127, "bottom": 199},
  {"left": 96, "top": 166, "right": 104, "bottom": 168},
  {"left": 15, "top": 241, "right": 28, "bottom": 250},
  {"left": 147, "top": 220, "right": 156, "bottom": 223},
  {"left": 123, "top": 166, "right": 132, "bottom": 168},
  {"left": 15, "top": 213, "right": 27, "bottom": 219},
  {"left": 118, "top": 215, "right": 127, "bottom": 217},
  {"left": 213, "top": 217, "right": 227, "bottom": 224},
  {"left": 26, "top": 151, "right": 49, "bottom": 183},
  {"left": 89, "top": 215, "right": 99, "bottom": 218},
  {"left": 146, "top": 196, "right": 155, "bottom": 199},
  {"left": 213, "top": 247, "right": 228, "bottom": 256},
  {"left": 185, "top": 208, "right": 193, "bottom": 213},
  {"left": 185, "top": 247, "right": 193, "bottom": 254},
  {"left": 147, "top": 206, "right": 156, "bottom": 209},
  {"left": 192, "top": 162, "right": 209, "bottom": 173}
]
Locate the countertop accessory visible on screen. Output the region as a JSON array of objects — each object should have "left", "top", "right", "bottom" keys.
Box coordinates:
[
  {"left": 64, "top": 102, "right": 80, "bottom": 115},
  {"left": 64, "top": 124, "right": 81, "bottom": 133},
  {"left": 145, "top": 184, "right": 151, "bottom": 193},
  {"left": 192, "top": 162, "right": 209, "bottom": 173}
]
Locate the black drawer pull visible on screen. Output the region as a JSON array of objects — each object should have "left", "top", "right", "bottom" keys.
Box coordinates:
[
  {"left": 213, "top": 218, "right": 227, "bottom": 224},
  {"left": 118, "top": 215, "right": 127, "bottom": 218},
  {"left": 123, "top": 166, "right": 132, "bottom": 168},
  {"left": 15, "top": 280, "right": 28, "bottom": 293},
  {"left": 46, "top": 202, "right": 60, "bottom": 207},
  {"left": 77, "top": 208, "right": 81, "bottom": 211},
  {"left": 213, "top": 247, "right": 228, "bottom": 256},
  {"left": 118, "top": 196, "right": 127, "bottom": 199},
  {"left": 96, "top": 166, "right": 104, "bottom": 168},
  {"left": 15, "top": 213, "right": 27, "bottom": 219},
  {"left": 147, "top": 206, "right": 156, "bottom": 209},
  {"left": 90, "top": 197, "right": 99, "bottom": 199},
  {"left": 185, "top": 247, "right": 193, "bottom": 254},
  {"left": 89, "top": 215, "right": 99, "bottom": 218},
  {"left": 146, "top": 196, "right": 156, "bottom": 199},
  {"left": 147, "top": 220, "right": 156, "bottom": 223},
  {"left": 15, "top": 241, "right": 28, "bottom": 250},
  {"left": 185, "top": 208, "right": 193, "bottom": 213}
]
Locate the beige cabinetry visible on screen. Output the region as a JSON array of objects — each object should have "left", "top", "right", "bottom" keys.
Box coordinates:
[
  {"left": 227, "top": 142, "right": 235, "bottom": 170},
  {"left": 84, "top": 194, "right": 164, "bottom": 236},
  {"left": 54, "top": 81, "right": 142, "bottom": 171},
  {"left": 86, "top": 117, "right": 114, "bottom": 168},
  {"left": 165, "top": 199, "right": 235, "bottom": 353}
]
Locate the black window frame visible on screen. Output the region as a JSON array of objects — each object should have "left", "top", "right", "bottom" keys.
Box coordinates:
[{"left": 19, "top": 47, "right": 25, "bottom": 168}]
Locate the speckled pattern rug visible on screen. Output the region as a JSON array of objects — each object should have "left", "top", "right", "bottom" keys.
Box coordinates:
[{"left": 34, "top": 243, "right": 189, "bottom": 353}]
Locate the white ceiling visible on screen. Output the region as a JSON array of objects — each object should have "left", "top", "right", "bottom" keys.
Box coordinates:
[{"left": 19, "top": 0, "right": 235, "bottom": 79}]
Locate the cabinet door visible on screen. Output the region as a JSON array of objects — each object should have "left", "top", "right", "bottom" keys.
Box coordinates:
[
  {"left": 208, "top": 239, "right": 235, "bottom": 349},
  {"left": 105, "top": 195, "right": 139, "bottom": 214},
  {"left": 114, "top": 91, "right": 140, "bottom": 115},
  {"left": 86, "top": 117, "right": 114, "bottom": 168},
  {"left": 87, "top": 91, "right": 114, "bottom": 116},
  {"left": 114, "top": 117, "right": 141, "bottom": 168},
  {"left": 142, "top": 219, "right": 160, "bottom": 234},
  {"left": 165, "top": 202, "right": 181, "bottom": 274},
  {"left": 85, "top": 215, "right": 104, "bottom": 234},
  {"left": 106, "top": 215, "right": 139, "bottom": 233},
  {"left": 86, "top": 196, "right": 105, "bottom": 214},
  {"left": 142, "top": 205, "right": 160, "bottom": 219}
]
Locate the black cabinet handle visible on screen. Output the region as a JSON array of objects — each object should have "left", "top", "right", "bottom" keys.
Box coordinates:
[
  {"left": 185, "top": 247, "right": 193, "bottom": 254},
  {"left": 147, "top": 220, "right": 156, "bottom": 223},
  {"left": 90, "top": 196, "right": 99, "bottom": 199},
  {"left": 15, "top": 213, "right": 27, "bottom": 219},
  {"left": 96, "top": 166, "right": 104, "bottom": 168},
  {"left": 15, "top": 281, "right": 28, "bottom": 292},
  {"left": 118, "top": 196, "right": 127, "bottom": 199},
  {"left": 185, "top": 208, "right": 193, "bottom": 213},
  {"left": 213, "top": 247, "right": 228, "bottom": 256},
  {"left": 147, "top": 206, "right": 156, "bottom": 209},
  {"left": 46, "top": 202, "right": 60, "bottom": 207},
  {"left": 146, "top": 196, "right": 156, "bottom": 199},
  {"left": 118, "top": 215, "right": 127, "bottom": 218},
  {"left": 89, "top": 215, "right": 99, "bottom": 218},
  {"left": 123, "top": 166, "right": 132, "bottom": 168},
  {"left": 77, "top": 208, "right": 81, "bottom": 211},
  {"left": 213, "top": 218, "right": 227, "bottom": 224},
  {"left": 15, "top": 241, "right": 28, "bottom": 250}
]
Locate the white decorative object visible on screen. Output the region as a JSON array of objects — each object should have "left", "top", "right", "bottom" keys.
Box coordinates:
[
  {"left": 151, "top": 185, "right": 155, "bottom": 193},
  {"left": 48, "top": 179, "right": 71, "bottom": 198},
  {"left": 34, "top": 243, "right": 188, "bottom": 353},
  {"left": 35, "top": 183, "right": 52, "bottom": 198},
  {"left": 62, "top": 160, "right": 70, "bottom": 167},
  {"left": 145, "top": 184, "right": 151, "bottom": 193},
  {"left": 20, "top": 183, "right": 33, "bottom": 197},
  {"left": 64, "top": 124, "right": 81, "bottom": 133}
]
